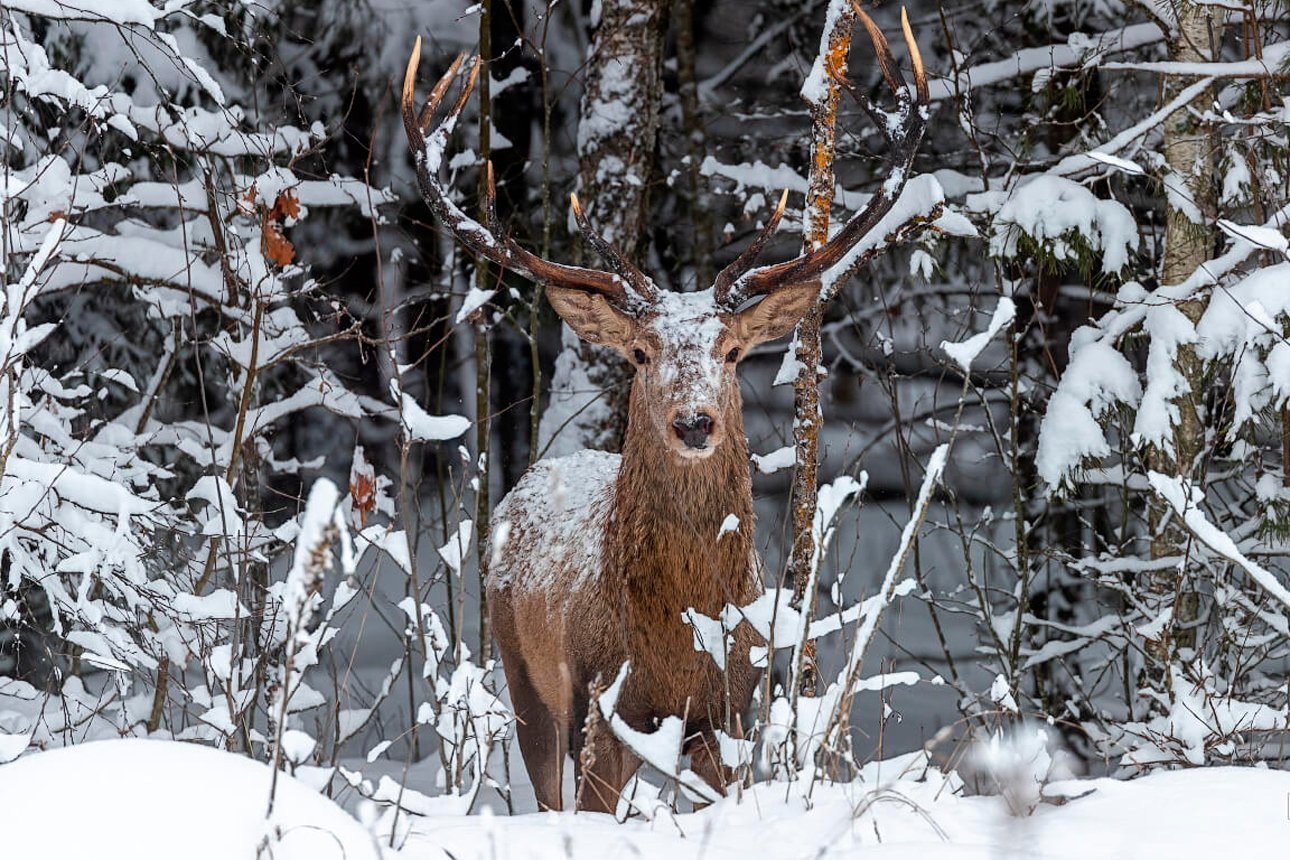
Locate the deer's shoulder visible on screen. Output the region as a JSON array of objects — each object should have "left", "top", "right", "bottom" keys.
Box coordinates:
[{"left": 489, "top": 450, "right": 619, "bottom": 592}]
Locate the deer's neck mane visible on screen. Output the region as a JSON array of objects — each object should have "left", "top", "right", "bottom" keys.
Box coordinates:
[{"left": 605, "top": 383, "right": 758, "bottom": 614}]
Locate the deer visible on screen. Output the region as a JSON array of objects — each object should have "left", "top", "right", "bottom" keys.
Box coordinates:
[{"left": 401, "top": 6, "right": 928, "bottom": 813}]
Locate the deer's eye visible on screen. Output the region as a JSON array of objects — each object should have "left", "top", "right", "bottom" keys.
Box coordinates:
[
  {"left": 633, "top": 348, "right": 649, "bottom": 365},
  {"left": 725, "top": 347, "right": 740, "bottom": 363}
]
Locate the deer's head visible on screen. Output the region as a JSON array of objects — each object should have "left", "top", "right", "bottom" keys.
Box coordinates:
[
  {"left": 401, "top": 7, "right": 927, "bottom": 461},
  {"left": 545, "top": 279, "right": 816, "bottom": 459}
]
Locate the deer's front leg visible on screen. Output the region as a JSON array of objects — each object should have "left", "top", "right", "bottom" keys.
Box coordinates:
[
  {"left": 575, "top": 732, "right": 641, "bottom": 814},
  {"left": 684, "top": 730, "right": 731, "bottom": 805}
]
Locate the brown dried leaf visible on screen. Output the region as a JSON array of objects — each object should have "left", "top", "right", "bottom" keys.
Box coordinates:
[
  {"left": 271, "top": 189, "right": 301, "bottom": 222},
  {"left": 263, "top": 222, "right": 295, "bottom": 267},
  {"left": 349, "top": 447, "right": 377, "bottom": 529}
]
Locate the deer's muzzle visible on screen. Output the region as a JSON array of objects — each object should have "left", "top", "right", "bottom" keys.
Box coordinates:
[{"left": 672, "top": 413, "right": 715, "bottom": 450}]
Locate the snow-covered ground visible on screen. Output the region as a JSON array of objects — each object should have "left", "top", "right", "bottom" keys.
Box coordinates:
[
  {"left": 403, "top": 763, "right": 1290, "bottom": 859},
  {"left": 0, "top": 739, "right": 381, "bottom": 860},
  {"left": 4, "top": 739, "right": 1287, "bottom": 859}
]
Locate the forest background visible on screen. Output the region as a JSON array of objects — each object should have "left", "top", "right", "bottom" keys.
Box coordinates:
[{"left": 2, "top": 0, "right": 1290, "bottom": 823}]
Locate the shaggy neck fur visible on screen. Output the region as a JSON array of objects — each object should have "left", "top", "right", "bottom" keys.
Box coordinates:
[{"left": 606, "top": 379, "right": 758, "bottom": 628}]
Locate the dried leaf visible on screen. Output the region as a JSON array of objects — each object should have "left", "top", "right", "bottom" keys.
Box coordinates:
[
  {"left": 349, "top": 447, "right": 377, "bottom": 529},
  {"left": 238, "top": 185, "right": 258, "bottom": 216},
  {"left": 263, "top": 222, "right": 295, "bottom": 267},
  {"left": 261, "top": 189, "right": 300, "bottom": 267},
  {"left": 271, "top": 189, "right": 300, "bottom": 222}
]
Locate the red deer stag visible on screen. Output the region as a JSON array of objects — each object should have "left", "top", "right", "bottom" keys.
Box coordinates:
[{"left": 402, "top": 7, "right": 928, "bottom": 813}]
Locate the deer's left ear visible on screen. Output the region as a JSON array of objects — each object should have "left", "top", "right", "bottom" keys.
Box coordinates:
[{"left": 730, "top": 282, "right": 819, "bottom": 346}]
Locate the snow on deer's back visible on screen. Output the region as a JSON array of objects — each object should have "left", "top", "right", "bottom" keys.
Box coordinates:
[{"left": 489, "top": 449, "right": 616, "bottom": 594}]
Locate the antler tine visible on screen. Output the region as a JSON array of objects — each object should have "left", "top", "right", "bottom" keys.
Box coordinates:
[
  {"left": 402, "top": 38, "right": 640, "bottom": 309},
  {"left": 714, "top": 189, "right": 788, "bottom": 305},
  {"left": 448, "top": 56, "right": 481, "bottom": 126},
  {"left": 852, "top": 3, "right": 903, "bottom": 98},
  {"left": 569, "top": 194, "right": 656, "bottom": 302},
  {"left": 423, "top": 53, "right": 467, "bottom": 134},
  {"left": 901, "top": 7, "right": 929, "bottom": 104},
  {"left": 481, "top": 160, "right": 503, "bottom": 232},
  {"left": 732, "top": 6, "right": 930, "bottom": 301},
  {"left": 401, "top": 38, "right": 428, "bottom": 148}
]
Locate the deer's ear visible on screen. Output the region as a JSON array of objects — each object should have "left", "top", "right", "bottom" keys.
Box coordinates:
[
  {"left": 731, "top": 282, "right": 818, "bottom": 346},
  {"left": 546, "top": 286, "right": 638, "bottom": 350}
]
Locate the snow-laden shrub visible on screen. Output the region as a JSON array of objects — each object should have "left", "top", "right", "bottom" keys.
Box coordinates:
[{"left": 973, "top": 175, "right": 1138, "bottom": 276}]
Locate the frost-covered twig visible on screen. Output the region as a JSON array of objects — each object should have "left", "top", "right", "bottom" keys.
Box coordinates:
[
  {"left": 267, "top": 478, "right": 351, "bottom": 816},
  {"left": 1148, "top": 473, "right": 1290, "bottom": 612},
  {"left": 597, "top": 663, "right": 722, "bottom": 805},
  {"left": 820, "top": 444, "right": 949, "bottom": 754}
]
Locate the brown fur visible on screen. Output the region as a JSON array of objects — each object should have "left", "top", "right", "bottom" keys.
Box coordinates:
[
  {"left": 488, "top": 281, "right": 821, "bottom": 813},
  {"left": 489, "top": 363, "right": 766, "bottom": 813}
]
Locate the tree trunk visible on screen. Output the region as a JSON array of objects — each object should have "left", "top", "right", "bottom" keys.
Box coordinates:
[
  {"left": 788, "top": 0, "right": 855, "bottom": 700},
  {"left": 1146, "top": 1, "right": 1217, "bottom": 688},
  {"left": 537, "top": 0, "right": 668, "bottom": 457}
]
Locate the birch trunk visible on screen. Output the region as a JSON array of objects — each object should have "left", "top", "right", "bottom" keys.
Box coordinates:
[{"left": 1147, "top": 1, "right": 1218, "bottom": 682}]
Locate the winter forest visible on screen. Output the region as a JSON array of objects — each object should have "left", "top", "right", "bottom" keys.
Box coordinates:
[{"left": 2, "top": 0, "right": 1289, "bottom": 856}]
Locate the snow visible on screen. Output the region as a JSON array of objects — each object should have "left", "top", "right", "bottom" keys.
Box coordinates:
[
  {"left": 490, "top": 449, "right": 616, "bottom": 590},
  {"left": 940, "top": 297, "right": 1016, "bottom": 373},
  {"left": 819, "top": 174, "right": 950, "bottom": 295},
  {"left": 1051, "top": 76, "right": 1214, "bottom": 179},
  {"left": 597, "top": 663, "right": 720, "bottom": 804},
  {"left": 683, "top": 605, "right": 731, "bottom": 670},
  {"left": 1193, "top": 262, "right": 1290, "bottom": 430},
  {"left": 391, "top": 381, "right": 471, "bottom": 443},
  {"left": 717, "top": 513, "right": 740, "bottom": 539},
  {"left": 282, "top": 478, "right": 347, "bottom": 635},
  {"left": 799, "top": 0, "right": 850, "bottom": 108},
  {"left": 976, "top": 176, "right": 1137, "bottom": 274},
  {"left": 1036, "top": 340, "right": 1143, "bottom": 488},
  {"left": 394, "top": 756, "right": 1290, "bottom": 859},
  {"left": 0, "top": 739, "right": 381, "bottom": 859},
  {"left": 455, "top": 287, "right": 496, "bottom": 324},
  {"left": 751, "top": 444, "right": 795, "bottom": 474},
  {"left": 1102, "top": 39, "right": 1290, "bottom": 78},
  {"left": 1086, "top": 151, "right": 1146, "bottom": 176},
  {"left": 1148, "top": 472, "right": 1290, "bottom": 612},
  {"left": 1217, "top": 219, "right": 1290, "bottom": 256},
  {"left": 577, "top": 51, "right": 639, "bottom": 156},
  {"left": 538, "top": 327, "right": 619, "bottom": 457},
  {"left": 927, "top": 22, "right": 1165, "bottom": 102},
  {"left": 437, "top": 518, "right": 474, "bottom": 576},
  {"left": 4, "top": 0, "right": 163, "bottom": 26},
  {"left": 1132, "top": 302, "right": 1197, "bottom": 454}
]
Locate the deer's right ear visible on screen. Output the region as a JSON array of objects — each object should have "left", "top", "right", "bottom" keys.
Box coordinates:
[{"left": 546, "top": 286, "right": 637, "bottom": 350}]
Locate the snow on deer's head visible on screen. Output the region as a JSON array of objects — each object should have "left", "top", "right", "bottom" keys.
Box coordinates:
[{"left": 547, "top": 281, "right": 817, "bottom": 459}]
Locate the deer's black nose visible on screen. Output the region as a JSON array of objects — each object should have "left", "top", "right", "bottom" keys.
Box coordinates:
[{"left": 672, "top": 413, "right": 714, "bottom": 449}]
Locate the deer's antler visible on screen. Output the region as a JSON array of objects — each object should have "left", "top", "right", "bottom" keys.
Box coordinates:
[
  {"left": 402, "top": 39, "right": 656, "bottom": 310},
  {"left": 716, "top": 5, "right": 929, "bottom": 308}
]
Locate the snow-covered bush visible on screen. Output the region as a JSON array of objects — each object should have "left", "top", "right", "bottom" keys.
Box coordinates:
[{"left": 0, "top": 2, "right": 504, "bottom": 799}]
